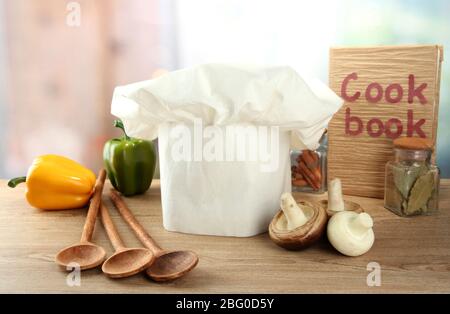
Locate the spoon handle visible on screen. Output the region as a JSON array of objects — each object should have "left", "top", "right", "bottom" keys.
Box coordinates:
[
  {"left": 100, "top": 203, "right": 125, "bottom": 251},
  {"left": 109, "top": 189, "right": 163, "bottom": 254},
  {"left": 80, "top": 169, "right": 106, "bottom": 243}
]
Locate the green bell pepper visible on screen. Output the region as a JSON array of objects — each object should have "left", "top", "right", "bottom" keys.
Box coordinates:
[{"left": 103, "top": 120, "right": 157, "bottom": 196}]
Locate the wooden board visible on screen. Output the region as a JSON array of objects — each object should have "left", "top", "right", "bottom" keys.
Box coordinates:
[
  {"left": 0, "top": 179, "right": 449, "bottom": 293},
  {"left": 328, "top": 45, "right": 443, "bottom": 198}
]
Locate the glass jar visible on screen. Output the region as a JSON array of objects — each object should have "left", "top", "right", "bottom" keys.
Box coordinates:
[
  {"left": 384, "top": 137, "right": 440, "bottom": 217},
  {"left": 291, "top": 133, "right": 327, "bottom": 194}
]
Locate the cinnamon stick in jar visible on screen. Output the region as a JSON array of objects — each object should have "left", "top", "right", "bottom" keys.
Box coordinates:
[
  {"left": 291, "top": 165, "right": 307, "bottom": 187},
  {"left": 298, "top": 161, "right": 321, "bottom": 190},
  {"left": 291, "top": 150, "right": 324, "bottom": 191},
  {"left": 300, "top": 150, "right": 322, "bottom": 183}
]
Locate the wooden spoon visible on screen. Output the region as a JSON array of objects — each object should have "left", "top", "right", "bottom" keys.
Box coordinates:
[
  {"left": 100, "top": 203, "right": 154, "bottom": 278},
  {"left": 55, "top": 169, "right": 107, "bottom": 270},
  {"left": 109, "top": 189, "right": 199, "bottom": 282}
]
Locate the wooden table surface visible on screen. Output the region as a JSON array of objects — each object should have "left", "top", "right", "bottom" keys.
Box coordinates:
[{"left": 0, "top": 179, "right": 449, "bottom": 293}]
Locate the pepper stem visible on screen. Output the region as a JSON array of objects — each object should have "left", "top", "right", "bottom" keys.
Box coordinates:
[
  {"left": 8, "top": 176, "right": 27, "bottom": 188},
  {"left": 114, "top": 119, "right": 130, "bottom": 140}
]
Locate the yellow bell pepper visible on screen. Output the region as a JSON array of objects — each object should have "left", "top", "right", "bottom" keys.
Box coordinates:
[{"left": 8, "top": 154, "right": 96, "bottom": 210}]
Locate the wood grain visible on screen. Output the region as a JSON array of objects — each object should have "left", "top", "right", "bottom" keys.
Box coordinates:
[
  {"left": 328, "top": 45, "right": 443, "bottom": 198},
  {"left": 0, "top": 179, "right": 449, "bottom": 293}
]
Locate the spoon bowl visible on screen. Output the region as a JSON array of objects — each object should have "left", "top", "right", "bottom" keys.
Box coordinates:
[
  {"left": 102, "top": 248, "right": 154, "bottom": 278},
  {"left": 55, "top": 169, "right": 107, "bottom": 271},
  {"left": 56, "top": 242, "right": 106, "bottom": 270},
  {"left": 147, "top": 250, "right": 198, "bottom": 282},
  {"left": 110, "top": 189, "right": 199, "bottom": 282}
]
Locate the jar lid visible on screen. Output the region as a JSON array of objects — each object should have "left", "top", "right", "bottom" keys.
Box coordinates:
[{"left": 393, "top": 137, "right": 434, "bottom": 151}]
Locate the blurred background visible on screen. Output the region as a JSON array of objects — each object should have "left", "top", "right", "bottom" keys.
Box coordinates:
[{"left": 0, "top": 0, "right": 449, "bottom": 178}]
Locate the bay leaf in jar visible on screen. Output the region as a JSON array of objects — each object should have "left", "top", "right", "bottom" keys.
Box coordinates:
[
  {"left": 405, "top": 171, "right": 435, "bottom": 215},
  {"left": 392, "top": 164, "right": 428, "bottom": 199}
]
